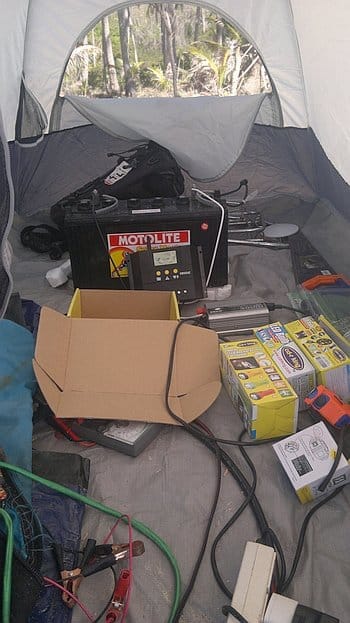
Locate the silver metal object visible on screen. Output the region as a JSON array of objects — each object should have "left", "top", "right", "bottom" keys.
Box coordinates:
[{"left": 228, "top": 238, "right": 290, "bottom": 249}]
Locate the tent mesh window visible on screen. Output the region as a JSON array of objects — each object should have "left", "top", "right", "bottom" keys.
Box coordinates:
[{"left": 15, "top": 78, "right": 47, "bottom": 143}]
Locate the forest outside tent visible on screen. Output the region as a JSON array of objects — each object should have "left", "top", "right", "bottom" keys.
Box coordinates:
[{"left": 61, "top": 3, "right": 271, "bottom": 100}]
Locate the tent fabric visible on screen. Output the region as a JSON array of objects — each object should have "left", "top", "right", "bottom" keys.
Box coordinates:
[
  {"left": 52, "top": 91, "right": 282, "bottom": 135},
  {"left": 0, "top": 0, "right": 28, "bottom": 142},
  {"left": 66, "top": 93, "right": 266, "bottom": 180},
  {"left": 291, "top": 0, "right": 350, "bottom": 189},
  {"left": 0, "top": 110, "right": 14, "bottom": 318},
  {"left": 15, "top": 78, "right": 48, "bottom": 143}
]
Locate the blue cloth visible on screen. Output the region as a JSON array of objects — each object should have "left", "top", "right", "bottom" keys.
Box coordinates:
[
  {"left": 29, "top": 484, "right": 86, "bottom": 623},
  {"left": 0, "top": 319, "right": 36, "bottom": 497}
]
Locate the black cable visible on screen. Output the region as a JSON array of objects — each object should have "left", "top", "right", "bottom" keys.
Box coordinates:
[
  {"left": 219, "top": 179, "right": 248, "bottom": 200},
  {"left": 90, "top": 190, "right": 128, "bottom": 289},
  {"left": 164, "top": 318, "right": 289, "bottom": 449},
  {"left": 222, "top": 604, "right": 249, "bottom": 623},
  {"left": 280, "top": 486, "right": 345, "bottom": 594},
  {"left": 209, "top": 428, "right": 286, "bottom": 597},
  {"left": 181, "top": 425, "right": 289, "bottom": 617},
  {"left": 210, "top": 430, "right": 258, "bottom": 598},
  {"left": 165, "top": 319, "right": 287, "bottom": 616},
  {"left": 92, "top": 566, "right": 118, "bottom": 623},
  {"left": 169, "top": 314, "right": 337, "bottom": 617},
  {"left": 265, "top": 302, "right": 305, "bottom": 314},
  {"left": 172, "top": 428, "right": 222, "bottom": 622},
  {"left": 318, "top": 426, "right": 347, "bottom": 492}
]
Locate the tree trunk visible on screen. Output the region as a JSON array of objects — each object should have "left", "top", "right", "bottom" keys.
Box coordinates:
[
  {"left": 194, "top": 6, "right": 202, "bottom": 41},
  {"left": 102, "top": 16, "right": 120, "bottom": 95},
  {"left": 91, "top": 28, "right": 97, "bottom": 67},
  {"left": 161, "top": 14, "right": 171, "bottom": 70},
  {"left": 231, "top": 45, "right": 242, "bottom": 95},
  {"left": 216, "top": 18, "right": 224, "bottom": 46},
  {"left": 118, "top": 8, "right": 134, "bottom": 97},
  {"left": 129, "top": 14, "right": 139, "bottom": 65},
  {"left": 159, "top": 4, "right": 178, "bottom": 96},
  {"left": 80, "top": 35, "right": 89, "bottom": 95},
  {"left": 202, "top": 11, "right": 206, "bottom": 33}
]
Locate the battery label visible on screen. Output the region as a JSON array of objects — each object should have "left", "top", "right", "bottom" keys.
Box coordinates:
[{"left": 107, "top": 230, "right": 191, "bottom": 277}]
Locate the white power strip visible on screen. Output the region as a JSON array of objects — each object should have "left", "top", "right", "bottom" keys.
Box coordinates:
[{"left": 227, "top": 542, "right": 276, "bottom": 623}]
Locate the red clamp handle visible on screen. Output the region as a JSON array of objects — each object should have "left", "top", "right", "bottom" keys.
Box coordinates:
[{"left": 105, "top": 570, "right": 131, "bottom": 623}]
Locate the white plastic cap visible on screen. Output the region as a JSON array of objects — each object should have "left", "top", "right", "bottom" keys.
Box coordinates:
[
  {"left": 264, "top": 593, "right": 298, "bottom": 623},
  {"left": 46, "top": 259, "right": 71, "bottom": 288}
]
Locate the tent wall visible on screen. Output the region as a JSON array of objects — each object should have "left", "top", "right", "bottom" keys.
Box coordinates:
[
  {"left": 10, "top": 124, "right": 318, "bottom": 216},
  {"left": 21, "top": 0, "right": 307, "bottom": 142},
  {"left": 0, "top": 0, "right": 29, "bottom": 140},
  {"left": 291, "top": 0, "right": 350, "bottom": 186},
  {"left": 310, "top": 129, "right": 350, "bottom": 222},
  {"left": 0, "top": 111, "right": 14, "bottom": 317}
]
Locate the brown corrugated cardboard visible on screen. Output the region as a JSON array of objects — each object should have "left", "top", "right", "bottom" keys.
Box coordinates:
[{"left": 33, "top": 290, "right": 221, "bottom": 425}]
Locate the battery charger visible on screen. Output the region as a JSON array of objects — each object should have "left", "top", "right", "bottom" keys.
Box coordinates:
[{"left": 126, "top": 242, "right": 207, "bottom": 302}]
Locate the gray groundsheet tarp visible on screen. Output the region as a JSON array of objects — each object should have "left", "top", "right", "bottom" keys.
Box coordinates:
[{"left": 9, "top": 197, "right": 350, "bottom": 623}]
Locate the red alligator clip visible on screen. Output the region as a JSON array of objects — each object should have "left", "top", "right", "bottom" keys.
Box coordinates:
[{"left": 105, "top": 569, "right": 131, "bottom": 623}]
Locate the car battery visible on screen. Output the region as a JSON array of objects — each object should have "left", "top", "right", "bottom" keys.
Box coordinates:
[{"left": 64, "top": 196, "right": 228, "bottom": 290}]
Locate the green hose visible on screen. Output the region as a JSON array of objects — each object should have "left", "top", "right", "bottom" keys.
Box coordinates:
[
  {"left": 0, "top": 460, "right": 181, "bottom": 623},
  {"left": 0, "top": 508, "right": 14, "bottom": 623}
]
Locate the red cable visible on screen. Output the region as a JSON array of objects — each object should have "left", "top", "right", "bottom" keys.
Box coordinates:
[
  {"left": 120, "top": 515, "right": 133, "bottom": 623},
  {"left": 103, "top": 515, "right": 128, "bottom": 545},
  {"left": 44, "top": 576, "right": 94, "bottom": 621}
]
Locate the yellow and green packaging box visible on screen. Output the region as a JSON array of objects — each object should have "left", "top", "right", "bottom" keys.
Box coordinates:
[
  {"left": 220, "top": 338, "right": 298, "bottom": 439},
  {"left": 285, "top": 316, "right": 350, "bottom": 402},
  {"left": 254, "top": 322, "right": 316, "bottom": 409}
]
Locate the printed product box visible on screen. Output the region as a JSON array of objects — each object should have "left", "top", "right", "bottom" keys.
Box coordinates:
[
  {"left": 318, "top": 315, "right": 350, "bottom": 358},
  {"left": 273, "top": 422, "right": 350, "bottom": 503},
  {"left": 220, "top": 338, "right": 298, "bottom": 439},
  {"left": 254, "top": 323, "right": 316, "bottom": 410},
  {"left": 285, "top": 316, "right": 350, "bottom": 402}
]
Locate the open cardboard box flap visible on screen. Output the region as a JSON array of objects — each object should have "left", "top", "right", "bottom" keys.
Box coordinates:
[{"left": 33, "top": 306, "right": 221, "bottom": 424}]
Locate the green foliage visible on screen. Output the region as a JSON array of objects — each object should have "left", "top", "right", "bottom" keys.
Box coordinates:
[{"left": 147, "top": 66, "right": 173, "bottom": 91}]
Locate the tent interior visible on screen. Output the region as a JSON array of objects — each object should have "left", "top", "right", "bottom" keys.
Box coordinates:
[{"left": 1, "top": 1, "right": 350, "bottom": 622}]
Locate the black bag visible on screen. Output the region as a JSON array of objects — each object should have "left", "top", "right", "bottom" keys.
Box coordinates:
[
  {"left": 96, "top": 140, "right": 184, "bottom": 199},
  {"left": 50, "top": 140, "right": 184, "bottom": 227}
]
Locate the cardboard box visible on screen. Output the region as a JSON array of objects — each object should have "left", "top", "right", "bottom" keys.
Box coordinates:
[
  {"left": 220, "top": 339, "right": 298, "bottom": 439},
  {"left": 285, "top": 316, "right": 350, "bottom": 402},
  {"left": 273, "top": 422, "right": 350, "bottom": 503},
  {"left": 33, "top": 289, "right": 221, "bottom": 424},
  {"left": 254, "top": 323, "right": 316, "bottom": 409}
]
